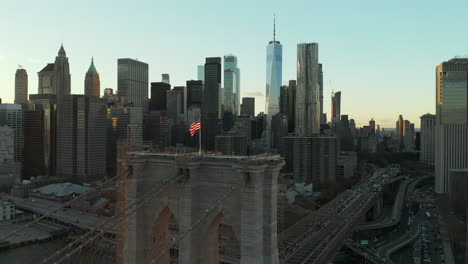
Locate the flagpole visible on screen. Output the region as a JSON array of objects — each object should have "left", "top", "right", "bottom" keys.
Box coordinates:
[{"left": 198, "top": 123, "right": 202, "bottom": 155}]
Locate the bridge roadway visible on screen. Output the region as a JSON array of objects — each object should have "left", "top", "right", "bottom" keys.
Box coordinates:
[
  {"left": 0, "top": 195, "right": 117, "bottom": 234},
  {"left": 343, "top": 239, "right": 385, "bottom": 264},
  {"left": 279, "top": 168, "right": 397, "bottom": 264}
]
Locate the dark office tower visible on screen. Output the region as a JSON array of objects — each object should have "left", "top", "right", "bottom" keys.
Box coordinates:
[
  {"left": 296, "top": 43, "right": 320, "bottom": 136},
  {"left": 241, "top": 97, "right": 255, "bottom": 117},
  {"left": 166, "top": 89, "right": 183, "bottom": 123},
  {"left": 271, "top": 113, "right": 288, "bottom": 155},
  {"left": 251, "top": 113, "right": 266, "bottom": 140},
  {"left": 186, "top": 80, "right": 203, "bottom": 108},
  {"left": 150, "top": 82, "right": 171, "bottom": 111},
  {"left": 224, "top": 55, "right": 240, "bottom": 114},
  {"left": 162, "top": 73, "right": 170, "bottom": 84},
  {"left": 15, "top": 67, "right": 28, "bottom": 104},
  {"left": 331, "top": 91, "right": 341, "bottom": 129},
  {"left": 319, "top": 64, "right": 324, "bottom": 124},
  {"left": 287, "top": 80, "right": 296, "bottom": 133},
  {"left": 118, "top": 58, "right": 149, "bottom": 116},
  {"left": 56, "top": 95, "right": 107, "bottom": 181},
  {"left": 279, "top": 85, "right": 288, "bottom": 115},
  {"left": 22, "top": 110, "right": 45, "bottom": 178},
  {"left": 38, "top": 63, "right": 55, "bottom": 94},
  {"left": 54, "top": 45, "right": 71, "bottom": 98},
  {"left": 202, "top": 57, "right": 222, "bottom": 150},
  {"left": 84, "top": 57, "right": 100, "bottom": 97},
  {"left": 147, "top": 111, "right": 171, "bottom": 150},
  {"left": 369, "top": 118, "right": 376, "bottom": 133},
  {"left": 29, "top": 94, "right": 57, "bottom": 176},
  {"left": 340, "top": 115, "right": 355, "bottom": 151},
  {"left": 173, "top": 86, "right": 186, "bottom": 114},
  {"left": 215, "top": 135, "right": 247, "bottom": 155},
  {"left": 107, "top": 106, "right": 142, "bottom": 175}
]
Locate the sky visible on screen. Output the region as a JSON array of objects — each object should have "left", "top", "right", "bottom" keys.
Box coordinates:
[{"left": 1, "top": 0, "right": 468, "bottom": 128}]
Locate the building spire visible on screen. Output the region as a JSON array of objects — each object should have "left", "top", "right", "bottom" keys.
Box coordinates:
[{"left": 273, "top": 14, "right": 276, "bottom": 42}]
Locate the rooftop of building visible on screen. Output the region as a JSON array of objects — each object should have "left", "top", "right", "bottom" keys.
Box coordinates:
[
  {"left": 39, "top": 63, "right": 54, "bottom": 73},
  {"left": 32, "top": 183, "right": 92, "bottom": 198},
  {"left": 87, "top": 57, "right": 98, "bottom": 73},
  {"left": 0, "top": 199, "right": 13, "bottom": 206},
  {"left": 0, "top": 104, "right": 22, "bottom": 110}
]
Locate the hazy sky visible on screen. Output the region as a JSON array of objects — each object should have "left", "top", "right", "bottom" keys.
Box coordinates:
[{"left": 1, "top": 0, "right": 467, "bottom": 128}]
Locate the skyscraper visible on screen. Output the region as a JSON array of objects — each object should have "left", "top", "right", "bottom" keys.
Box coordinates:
[
  {"left": 265, "top": 18, "right": 282, "bottom": 147},
  {"left": 0, "top": 104, "right": 22, "bottom": 164},
  {"left": 420, "top": 113, "right": 436, "bottom": 167},
  {"left": 287, "top": 80, "right": 296, "bottom": 133},
  {"left": 54, "top": 45, "right": 71, "bottom": 98},
  {"left": 319, "top": 64, "right": 324, "bottom": 124},
  {"left": 187, "top": 80, "right": 203, "bottom": 109},
  {"left": 118, "top": 58, "right": 149, "bottom": 116},
  {"left": 224, "top": 55, "right": 240, "bottom": 114},
  {"left": 15, "top": 67, "right": 28, "bottom": 104},
  {"left": 202, "top": 57, "right": 222, "bottom": 150},
  {"left": 22, "top": 109, "right": 45, "bottom": 178},
  {"left": 331, "top": 91, "right": 341, "bottom": 129},
  {"left": 56, "top": 95, "right": 107, "bottom": 181},
  {"left": 150, "top": 82, "right": 171, "bottom": 111},
  {"left": 296, "top": 43, "right": 320, "bottom": 136},
  {"left": 162, "top": 73, "right": 170, "bottom": 84},
  {"left": 84, "top": 57, "right": 100, "bottom": 97},
  {"left": 38, "top": 63, "right": 55, "bottom": 95},
  {"left": 241, "top": 97, "right": 255, "bottom": 117},
  {"left": 435, "top": 58, "right": 468, "bottom": 193},
  {"left": 197, "top": 65, "right": 205, "bottom": 81}
]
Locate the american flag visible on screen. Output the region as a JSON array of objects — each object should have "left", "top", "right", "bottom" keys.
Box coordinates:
[{"left": 189, "top": 122, "right": 201, "bottom": 136}]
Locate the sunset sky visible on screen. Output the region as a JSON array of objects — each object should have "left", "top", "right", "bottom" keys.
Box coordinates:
[{"left": 1, "top": 0, "right": 468, "bottom": 127}]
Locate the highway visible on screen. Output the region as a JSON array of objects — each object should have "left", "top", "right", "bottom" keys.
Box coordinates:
[{"left": 279, "top": 167, "right": 399, "bottom": 264}]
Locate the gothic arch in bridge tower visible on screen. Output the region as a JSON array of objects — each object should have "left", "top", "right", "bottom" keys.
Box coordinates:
[{"left": 150, "top": 206, "right": 179, "bottom": 264}]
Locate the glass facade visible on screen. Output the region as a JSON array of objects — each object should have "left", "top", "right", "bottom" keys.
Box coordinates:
[
  {"left": 223, "top": 55, "right": 239, "bottom": 114},
  {"left": 265, "top": 42, "right": 282, "bottom": 116}
]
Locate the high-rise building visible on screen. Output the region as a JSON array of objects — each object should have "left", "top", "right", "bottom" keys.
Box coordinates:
[
  {"left": 369, "top": 118, "right": 376, "bottom": 133},
  {"left": 0, "top": 104, "right": 22, "bottom": 164},
  {"left": 38, "top": 63, "right": 55, "bottom": 95},
  {"left": 202, "top": 57, "right": 221, "bottom": 150},
  {"left": 56, "top": 95, "right": 107, "bottom": 181},
  {"left": 84, "top": 57, "right": 100, "bottom": 97},
  {"left": 279, "top": 85, "right": 288, "bottom": 115},
  {"left": 0, "top": 125, "right": 20, "bottom": 184},
  {"left": 435, "top": 58, "right": 468, "bottom": 193},
  {"left": 118, "top": 58, "right": 149, "bottom": 116},
  {"left": 331, "top": 91, "right": 341, "bottom": 129},
  {"left": 287, "top": 80, "right": 296, "bottom": 133},
  {"left": 22, "top": 110, "right": 45, "bottom": 178},
  {"left": 296, "top": 43, "right": 320, "bottom": 136},
  {"left": 150, "top": 82, "right": 171, "bottom": 111},
  {"left": 15, "top": 67, "right": 28, "bottom": 104},
  {"left": 265, "top": 18, "right": 282, "bottom": 148},
  {"left": 187, "top": 80, "right": 203, "bottom": 109},
  {"left": 285, "top": 135, "right": 337, "bottom": 190},
  {"left": 166, "top": 89, "right": 183, "bottom": 124},
  {"left": 173, "top": 86, "right": 186, "bottom": 115},
  {"left": 340, "top": 115, "right": 355, "bottom": 151},
  {"left": 54, "top": 45, "right": 71, "bottom": 98},
  {"left": 319, "top": 64, "right": 324, "bottom": 124},
  {"left": 420, "top": 113, "right": 436, "bottom": 167},
  {"left": 197, "top": 65, "right": 204, "bottom": 81},
  {"left": 162, "top": 73, "right": 170, "bottom": 84},
  {"left": 215, "top": 134, "right": 247, "bottom": 155},
  {"left": 107, "top": 106, "right": 142, "bottom": 175},
  {"left": 223, "top": 55, "right": 240, "bottom": 115},
  {"left": 241, "top": 97, "right": 255, "bottom": 117},
  {"left": 29, "top": 94, "right": 57, "bottom": 176}
]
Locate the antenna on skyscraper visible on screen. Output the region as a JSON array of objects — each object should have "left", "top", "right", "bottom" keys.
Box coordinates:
[{"left": 273, "top": 14, "right": 276, "bottom": 42}]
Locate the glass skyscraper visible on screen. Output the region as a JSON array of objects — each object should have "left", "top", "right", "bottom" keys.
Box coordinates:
[
  {"left": 435, "top": 58, "right": 468, "bottom": 193},
  {"left": 265, "top": 21, "right": 282, "bottom": 148},
  {"left": 224, "top": 55, "right": 240, "bottom": 115}
]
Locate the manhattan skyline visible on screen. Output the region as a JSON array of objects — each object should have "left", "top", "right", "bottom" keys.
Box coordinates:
[{"left": 1, "top": 0, "right": 468, "bottom": 127}]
